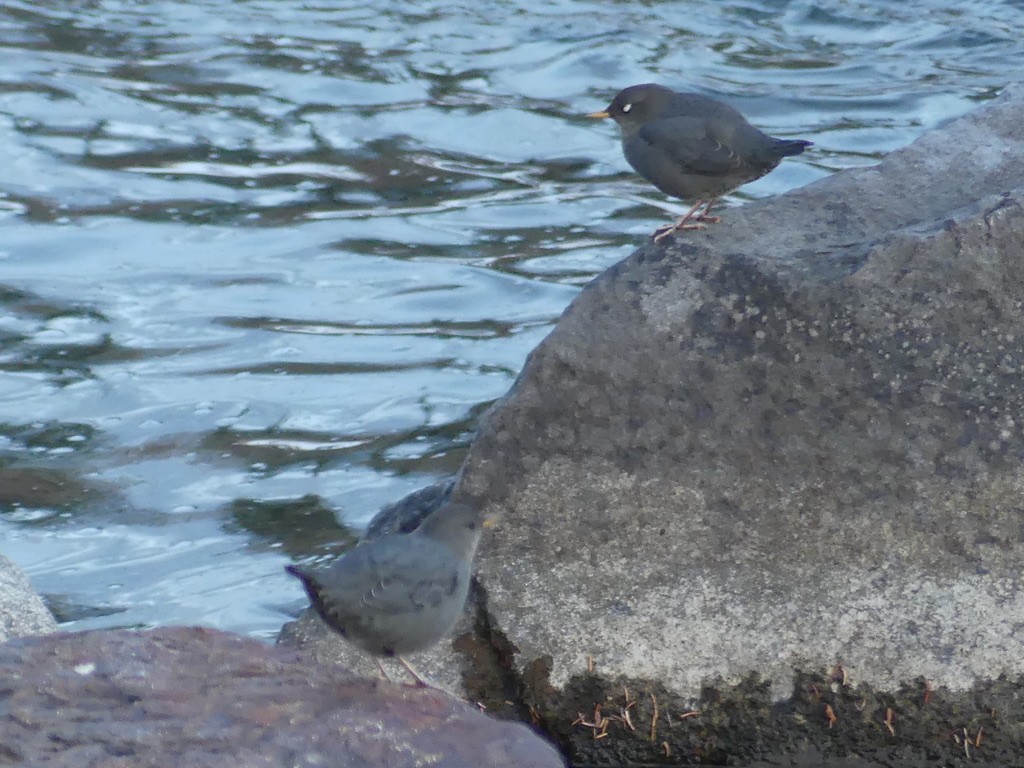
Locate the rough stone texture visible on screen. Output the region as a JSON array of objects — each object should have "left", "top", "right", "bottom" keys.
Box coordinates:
[
  {"left": 441, "top": 84, "right": 1024, "bottom": 762},
  {"left": 0, "top": 626, "right": 564, "bottom": 767},
  {"left": 0, "top": 554, "right": 57, "bottom": 641}
]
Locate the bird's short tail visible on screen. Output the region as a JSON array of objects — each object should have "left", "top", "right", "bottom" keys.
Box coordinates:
[
  {"left": 285, "top": 564, "right": 314, "bottom": 588},
  {"left": 775, "top": 138, "right": 812, "bottom": 157}
]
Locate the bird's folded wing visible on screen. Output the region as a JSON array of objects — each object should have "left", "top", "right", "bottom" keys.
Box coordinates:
[
  {"left": 636, "top": 117, "right": 750, "bottom": 177},
  {"left": 360, "top": 539, "right": 459, "bottom": 615}
]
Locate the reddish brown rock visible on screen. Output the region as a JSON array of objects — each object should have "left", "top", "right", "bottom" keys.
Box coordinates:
[{"left": 0, "top": 626, "right": 564, "bottom": 767}]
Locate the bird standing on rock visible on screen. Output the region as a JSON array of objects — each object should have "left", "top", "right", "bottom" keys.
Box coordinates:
[
  {"left": 588, "top": 83, "right": 811, "bottom": 240},
  {"left": 286, "top": 501, "right": 487, "bottom": 688}
]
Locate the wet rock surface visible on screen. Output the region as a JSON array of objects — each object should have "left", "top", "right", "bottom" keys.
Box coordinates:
[{"left": 0, "top": 626, "right": 564, "bottom": 767}]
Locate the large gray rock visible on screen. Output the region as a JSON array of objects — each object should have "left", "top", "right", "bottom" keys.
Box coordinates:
[
  {"left": 0, "top": 626, "right": 564, "bottom": 767},
  {"left": 279, "top": 86, "right": 1024, "bottom": 764},
  {"left": 446, "top": 83, "right": 1024, "bottom": 757},
  {"left": 0, "top": 554, "right": 57, "bottom": 640}
]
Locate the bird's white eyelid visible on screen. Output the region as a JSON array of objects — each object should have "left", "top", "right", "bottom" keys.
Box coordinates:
[{"left": 622, "top": 103, "right": 632, "bottom": 112}]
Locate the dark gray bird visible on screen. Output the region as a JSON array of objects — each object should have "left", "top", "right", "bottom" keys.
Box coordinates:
[
  {"left": 589, "top": 83, "right": 811, "bottom": 239},
  {"left": 286, "top": 501, "right": 486, "bottom": 687}
]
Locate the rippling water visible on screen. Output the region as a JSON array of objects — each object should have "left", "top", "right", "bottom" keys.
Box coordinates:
[{"left": 0, "top": 0, "right": 1022, "bottom": 637}]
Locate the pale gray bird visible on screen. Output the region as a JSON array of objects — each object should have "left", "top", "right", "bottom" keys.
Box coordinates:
[
  {"left": 589, "top": 83, "right": 811, "bottom": 239},
  {"left": 286, "top": 502, "right": 486, "bottom": 687}
]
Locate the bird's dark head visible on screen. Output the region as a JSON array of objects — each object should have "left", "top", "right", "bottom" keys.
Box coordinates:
[{"left": 588, "top": 83, "right": 673, "bottom": 132}]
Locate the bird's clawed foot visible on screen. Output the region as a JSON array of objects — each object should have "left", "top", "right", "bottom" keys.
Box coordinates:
[
  {"left": 651, "top": 199, "right": 720, "bottom": 242},
  {"left": 693, "top": 198, "right": 721, "bottom": 223},
  {"left": 397, "top": 655, "right": 434, "bottom": 688},
  {"left": 375, "top": 656, "right": 434, "bottom": 689},
  {"left": 653, "top": 219, "right": 705, "bottom": 242},
  {"left": 374, "top": 658, "right": 394, "bottom": 682},
  {"left": 394, "top": 656, "right": 470, "bottom": 702}
]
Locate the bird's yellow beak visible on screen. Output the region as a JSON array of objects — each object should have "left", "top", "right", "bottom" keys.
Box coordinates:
[{"left": 587, "top": 110, "right": 610, "bottom": 119}]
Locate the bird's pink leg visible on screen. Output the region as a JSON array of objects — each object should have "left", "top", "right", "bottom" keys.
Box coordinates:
[
  {"left": 693, "top": 198, "right": 721, "bottom": 223},
  {"left": 375, "top": 658, "right": 394, "bottom": 681},
  {"left": 398, "top": 655, "right": 434, "bottom": 688},
  {"left": 653, "top": 199, "right": 707, "bottom": 241}
]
